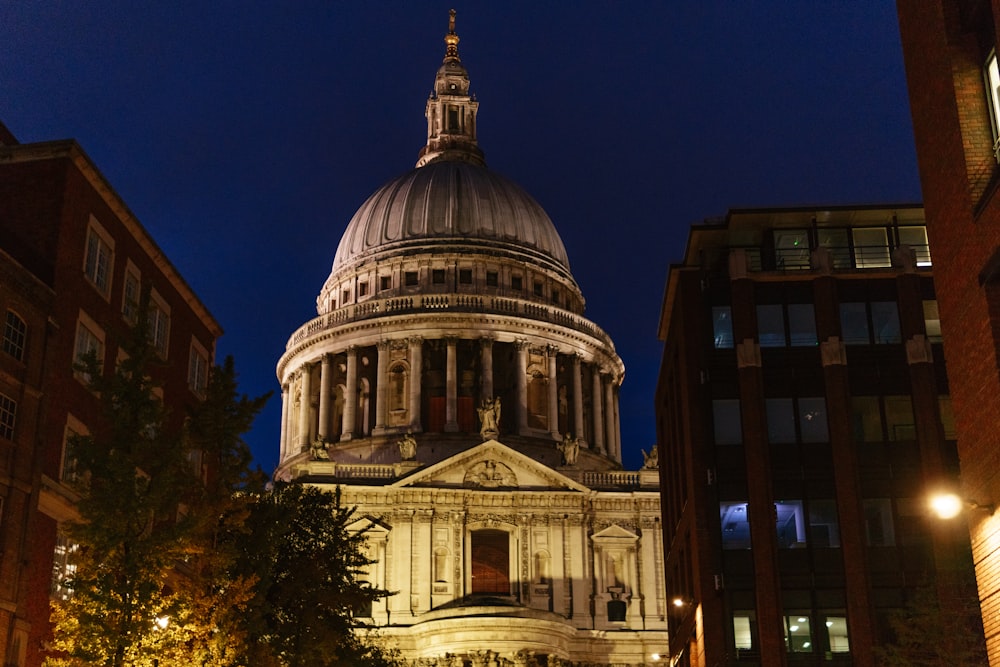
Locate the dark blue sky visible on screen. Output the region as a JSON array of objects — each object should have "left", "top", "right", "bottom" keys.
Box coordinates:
[{"left": 0, "top": 2, "right": 921, "bottom": 472}]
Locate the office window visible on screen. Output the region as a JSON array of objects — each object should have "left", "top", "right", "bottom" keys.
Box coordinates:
[
  {"left": 733, "top": 611, "right": 756, "bottom": 652},
  {"left": 840, "top": 303, "right": 870, "bottom": 345},
  {"left": 432, "top": 269, "right": 446, "bottom": 284},
  {"left": 784, "top": 614, "right": 813, "bottom": 653},
  {"left": 822, "top": 615, "right": 850, "bottom": 654},
  {"left": 0, "top": 392, "right": 16, "bottom": 440},
  {"left": 898, "top": 226, "right": 931, "bottom": 266},
  {"left": 766, "top": 398, "right": 796, "bottom": 443},
  {"left": 459, "top": 269, "right": 473, "bottom": 284},
  {"left": 985, "top": 49, "right": 1000, "bottom": 161},
  {"left": 757, "top": 304, "right": 786, "bottom": 347},
  {"left": 148, "top": 295, "right": 170, "bottom": 358},
  {"left": 84, "top": 219, "right": 114, "bottom": 296},
  {"left": 713, "top": 399, "right": 742, "bottom": 444},
  {"left": 379, "top": 276, "right": 391, "bottom": 291},
  {"left": 850, "top": 396, "right": 882, "bottom": 443},
  {"left": 788, "top": 304, "right": 817, "bottom": 346},
  {"left": 766, "top": 397, "right": 828, "bottom": 443},
  {"left": 775, "top": 500, "right": 805, "bottom": 547},
  {"left": 798, "top": 397, "right": 829, "bottom": 442},
  {"left": 404, "top": 271, "right": 419, "bottom": 286},
  {"left": 713, "top": 306, "right": 734, "bottom": 349},
  {"left": 122, "top": 263, "right": 141, "bottom": 323},
  {"left": 773, "top": 229, "right": 811, "bottom": 269},
  {"left": 486, "top": 271, "right": 498, "bottom": 287},
  {"left": 74, "top": 314, "right": 105, "bottom": 381},
  {"left": 863, "top": 498, "right": 895, "bottom": 546},
  {"left": 817, "top": 228, "right": 851, "bottom": 268},
  {"left": 923, "top": 300, "right": 942, "bottom": 342},
  {"left": 51, "top": 531, "right": 79, "bottom": 601},
  {"left": 871, "top": 302, "right": 901, "bottom": 344},
  {"left": 189, "top": 339, "right": 210, "bottom": 397},
  {"left": 3, "top": 310, "right": 26, "bottom": 361},
  {"left": 884, "top": 395, "right": 915, "bottom": 441},
  {"left": 720, "top": 502, "right": 751, "bottom": 549},
  {"left": 852, "top": 227, "right": 891, "bottom": 268},
  {"left": 808, "top": 499, "right": 840, "bottom": 547}
]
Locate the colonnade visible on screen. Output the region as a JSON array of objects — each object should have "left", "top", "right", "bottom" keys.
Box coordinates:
[{"left": 278, "top": 336, "right": 622, "bottom": 463}]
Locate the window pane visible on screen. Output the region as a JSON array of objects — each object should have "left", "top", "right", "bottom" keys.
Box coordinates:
[
  {"left": 713, "top": 306, "right": 734, "bottom": 349},
  {"left": 713, "top": 399, "right": 742, "bottom": 444},
  {"left": 757, "top": 304, "right": 786, "bottom": 347},
  {"left": 766, "top": 398, "right": 796, "bottom": 443},
  {"left": 784, "top": 615, "right": 813, "bottom": 653},
  {"left": 0, "top": 393, "right": 16, "bottom": 440},
  {"left": 808, "top": 499, "right": 840, "bottom": 547},
  {"left": 852, "top": 227, "right": 891, "bottom": 268},
  {"left": 788, "top": 304, "right": 817, "bottom": 346},
  {"left": 824, "top": 615, "right": 850, "bottom": 654},
  {"left": 817, "top": 228, "right": 851, "bottom": 268},
  {"left": 898, "top": 226, "right": 931, "bottom": 266},
  {"left": 773, "top": 229, "right": 810, "bottom": 270},
  {"left": 885, "top": 395, "right": 915, "bottom": 441},
  {"left": 776, "top": 500, "right": 805, "bottom": 547},
  {"left": 923, "top": 300, "right": 942, "bottom": 342},
  {"left": 986, "top": 51, "right": 1000, "bottom": 151},
  {"left": 863, "top": 498, "right": 895, "bottom": 546},
  {"left": 850, "top": 397, "right": 882, "bottom": 442},
  {"left": 798, "top": 397, "right": 829, "bottom": 442},
  {"left": 733, "top": 612, "right": 755, "bottom": 651},
  {"left": 871, "top": 302, "right": 901, "bottom": 344},
  {"left": 840, "top": 303, "right": 870, "bottom": 345},
  {"left": 3, "top": 311, "right": 26, "bottom": 361},
  {"left": 939, "top": 395, "right": 956, "bottom": 440},
  {"left": 720, "top": 502, "right": 751, "bottom": 549}
]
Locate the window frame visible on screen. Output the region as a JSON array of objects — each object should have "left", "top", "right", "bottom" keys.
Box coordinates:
[
  {"left": 3, "top": 309, "right": 27, "bottom": 361},
  {"left": 73, "top": 310, "right": 106, "bottom": 383},
  {"left": 188, "top": 337, "right": 211, "bottom": 398},
  {"left": 83, "top": 216, "right": 115, "bottom": 297},
  {"left": 0, "top": 391, "right": 16, "bottom": 440}
]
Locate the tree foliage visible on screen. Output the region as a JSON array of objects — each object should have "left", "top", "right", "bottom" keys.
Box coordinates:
[{"left": 231, "top": 483, "right": 399, "bottom": 667}]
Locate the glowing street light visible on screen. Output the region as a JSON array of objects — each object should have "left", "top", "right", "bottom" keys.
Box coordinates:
[{"left": 928, "top": 492, "right": 995, "bottom": 519}]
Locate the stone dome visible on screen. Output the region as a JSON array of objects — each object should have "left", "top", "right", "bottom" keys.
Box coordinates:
[{"left": 330, "top": 160, "right": 572, "bottom": 280}]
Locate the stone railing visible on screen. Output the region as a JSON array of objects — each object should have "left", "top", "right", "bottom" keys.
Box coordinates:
[
  {"left": 287, "top": 293, "right": 614, "bottom": 350},
  {"left": 583, "top": 470, "right": 642, "bottom": 489},
  {"left": 294, "top": 461, "right": 397, "bottom": 480}
]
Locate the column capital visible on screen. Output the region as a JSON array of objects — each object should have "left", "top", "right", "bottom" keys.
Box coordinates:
[
  {"left": 346, "top": 344, "right": 359, "bottom": 354},
  {"left": 480, "top": 335, "right": 495, "bottom": 347},
  {"left": 408, "top": 335, "right": 424, "bottom": 346},
  {"left": 377, "top": 340, "right": 391, "bottom": 351},
  {"left": 514, "top": 338, "right": 530, "bottom": 351},
  {"left": 444, "top": 335, "right": 459, "bottom": 345},
  {"left": 546, "top": 344, "right": 560, "bottom": 356}
]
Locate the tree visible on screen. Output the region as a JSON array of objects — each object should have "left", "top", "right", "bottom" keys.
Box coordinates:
[
  {"left": 230, "top": 483, "right": 399, "bottom": 667},
  {"left": 46, "top": 302, "right": 270, "bottom": 666}
]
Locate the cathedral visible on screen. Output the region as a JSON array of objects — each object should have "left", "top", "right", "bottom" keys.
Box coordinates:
[{"left": 274, "top": 12, "right": 666, "bottom": 666}]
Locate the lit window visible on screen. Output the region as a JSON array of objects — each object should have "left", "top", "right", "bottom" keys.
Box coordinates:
[
  {"left": 733, "top": 611, "right": 756, "bottom": 653},
  {"left": 3, "top": 310, "right": 26, "bottom": 361},
  {"left": 823, "top": 615, "right": 850, "bottom": 654},
  {"left": 720, "top": 502, "right": 751, "bottom": 549},
  {"left": 852, "top": 228, "right": 891, "bottom": 268},
  {"left": 0, "top": 392, "right": 16, "bottom": 440},
  {"left": 712, "top": 306, "right": 734, "bottom": 349},
  {"left": 74, "top": 314, "right": 104, "bottom": 382},
  {"left": 712, "top": 399, "right": 742, "bottom": 445},
  {"left": 775, "top": 500, "right": 805, "bottom": 547},
  {"left": 898, "top": 226, "right": 931, "bottom": 266},
  {"left": 783, "top": 614, "right": 813, "bottom": 653},
  {"left": 83, "top": 219, "right": 114, "bottom": 295},
  {"left": 923, "top": 300, "right": 942, "bottom": 342},
  {"left": 122, "top": 263, "right": 141, "bottom": 323},
  {"left": 51, "top": 530, "right": 79, "bottom": 600},
  {"left": 817, "top": 228, "right": 852, "bottom": 268},
  {"left": 773, "top": 229, "right": 810, "bottom": 270},
  {"left": 985, "top": 49, "right": 1000, "bottom": 161},
  {"left": 188, "top": 339, "right": 210, "bottom": 397}
]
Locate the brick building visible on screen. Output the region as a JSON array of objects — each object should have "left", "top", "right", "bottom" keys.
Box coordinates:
[
  {"left": 897, "top": 1, "right": 1000, "bottom": 663},
  {"left": 655, "top": 205, "right": 982, "bottom": 665},
  {"left": 0, "top": 124, "right": 221, "bottom": 667}
]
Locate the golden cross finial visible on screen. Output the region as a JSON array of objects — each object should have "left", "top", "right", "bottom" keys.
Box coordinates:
[
  {"left": 449, "top": 8, "right": 456, "bottom": 34},
  {"left": 444, "top": 9, "right": 460, "bottom": 61}
]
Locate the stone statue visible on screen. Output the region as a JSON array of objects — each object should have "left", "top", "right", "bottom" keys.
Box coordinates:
[
  {"left": 398, "top": 431, "right": 418, "bottom": 461},
  {"left": 557, "top": 432, "right": 579, "bottom": 466},
  {"left": 310, "top": 439, "right": 330, "bottom": 460},
  {"left": 642, "top": 445, "right": 659, "bottom": 470},
  {"left": 477, "top": 396, "right": 501, "bottom": 439}
]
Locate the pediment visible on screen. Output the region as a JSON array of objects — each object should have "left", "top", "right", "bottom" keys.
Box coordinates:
[
  {"left": 391, "top": 439, "right": 589, "bottom": 492},
  {"left": 591, "top": 524, "right": 639, "bottom": 543},
  {"left": 348, "top": 515, "right": 391, "bottom": 537}
]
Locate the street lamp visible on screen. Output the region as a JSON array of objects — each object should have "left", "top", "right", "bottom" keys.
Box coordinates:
[{"left": 929, "top": 492, "right": 995, "bottom": 519}]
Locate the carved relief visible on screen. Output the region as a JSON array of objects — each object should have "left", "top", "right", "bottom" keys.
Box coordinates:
[{"left": 464, "top": 460, "right": 518, "bottom": 488}]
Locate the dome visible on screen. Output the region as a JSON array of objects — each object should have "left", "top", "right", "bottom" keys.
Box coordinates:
[{"left": 330, "top": 160, "right": 572, "bottom": 278}]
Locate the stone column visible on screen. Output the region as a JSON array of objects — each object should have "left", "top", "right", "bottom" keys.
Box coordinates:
[
  {"left": 592, "top": 366, "right": 605, "bottom": 452},
  {"left": 279, "top": 383, "right": 289, "bottom": 461},
  {"left": 298, "top": 364, "right": 312, "bottom": 450},
  {"left": 374, "top": 341, "right": 389, "bottom": 434},
  {"left": 604, "top": 377, "right": 616, "bottom": 459},
  {"left": 547, "top": 345, "right": 560, "bottom": 439},
  {"left": 408, "top": 337, "right": 423, "bottom": 431},
  {"left": 480, "top": 336, "right": 494, "bottom": 401},
  {"left": 317, "top": 354, "right": 331, "bottom": 442},
  {"left": 342, "top": 346, "right": 358, "bottom": 440},
  {"left": 613, "top": 386, "right": 622, "bottom": 461},
  {"left": 572, "top": 354, "right": 586, "bottom": 447},
  {"left": 445, "top": 337, "right": 459, "bottom": 432},
  {"left": 516, "top": 339, "right": 529, "bottom": 435}
]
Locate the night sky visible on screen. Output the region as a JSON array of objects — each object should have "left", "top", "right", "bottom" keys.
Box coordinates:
[{"left": 0, "top": 2, "right": 921, "bottom": 473}]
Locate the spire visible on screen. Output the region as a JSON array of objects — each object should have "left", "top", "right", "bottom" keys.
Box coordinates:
[{"left": 416, "top": 9, "right": 485, "bottom": 167}]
